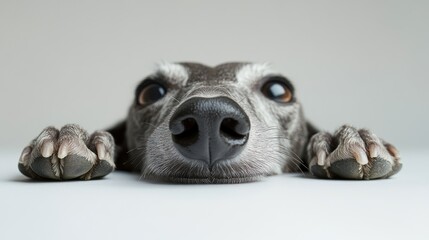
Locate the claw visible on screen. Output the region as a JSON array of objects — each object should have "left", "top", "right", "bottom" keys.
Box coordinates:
[
  {"left": 368, "top": 144, "right": 380, "bottom": 159},
  {"left": 57, "top": 144, "right": 69, "bottom": 159},
  {"left": 317, "top": 151, "right": 327, "bottom": 166},
  {"left": 19, "top": 146, "right": 32, "bottom": 165},
  {"left": 96, "top": 143, "right": 106, "bottom": 160},
  {"left": 41, "top": 140, "right": 54, "bottom": 158},
  {"left": 351, "top": 147, "right": 368, "bottom": 165},
  {"left": 386, "top": 144, "right": 400, "bottom": 159}
]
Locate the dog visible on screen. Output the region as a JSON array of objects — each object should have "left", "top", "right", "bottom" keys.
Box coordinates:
[{"left": 18, "top": 62, "right": 402, "bottom": 183}]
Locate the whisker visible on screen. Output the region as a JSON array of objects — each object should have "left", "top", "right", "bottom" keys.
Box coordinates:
[
  {"left": 139, "top": 122, "right": 157, "bottom": 128},
  {"left": 274, "top": 143, "right": 309, "bottom": 172},
  {"left": 235, "top": 95, "right": 248, "bottom": 104},
  {"left": 170, "top": 96, "right": 180, "bottom": 103}
]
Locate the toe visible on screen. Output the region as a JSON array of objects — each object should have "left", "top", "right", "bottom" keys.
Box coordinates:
[
  {"left": 18, "top": 146, "right": 40, "bottom": 179},
  {"left": 310, "top": 165, "right": 330, "bottom": 178},
  {"left": 89, "top": 160, "right": 115, "bottom": 179},
  {"left": 30, "top": 156, "right": 60, "bottom": 180},
  {"left": 329, "top": 158, "right": 363, "bottom": 179},
  {"left": 61, "top": 155, "right": 94, "bottom": 180},
  {"left": 364, "top": 157, "right": 393, "bottom": 179},
  {"left": 386, "top": 163, "right": 403, "bottom": 178}
]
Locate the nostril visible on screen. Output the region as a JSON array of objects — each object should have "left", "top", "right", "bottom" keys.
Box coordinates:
[
  {"left": 169, "top": 97, "right": 251, "bottom": 164},
  {"left": 220, "top": 118, "right": 248, "bottom": 144},
  {"left": 172, "top": 118, "right": 199, "bottom": 147}
]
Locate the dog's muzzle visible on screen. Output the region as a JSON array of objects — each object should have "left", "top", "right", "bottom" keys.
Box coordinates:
[{"left": 169, "top": 97, "right": 250, "bottom": 166}]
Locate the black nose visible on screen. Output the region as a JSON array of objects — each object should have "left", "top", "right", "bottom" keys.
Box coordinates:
[{"left": 169, "top": 97, "right": 250, "bottom": 165}]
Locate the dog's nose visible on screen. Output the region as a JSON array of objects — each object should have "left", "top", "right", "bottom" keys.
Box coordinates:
[{"left": 169, "top": 97, "right": 250, "bottom": 165}]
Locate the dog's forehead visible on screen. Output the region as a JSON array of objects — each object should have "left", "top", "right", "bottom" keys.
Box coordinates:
[
  {"left": 180, "top": 62, "right": 246, "bottom": 84},
  {"left": 155, "top": 62, "right": 278, "bottom": 85}
]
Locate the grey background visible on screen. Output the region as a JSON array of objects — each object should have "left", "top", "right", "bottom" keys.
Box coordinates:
[{"left": 1, "top": 0, "right": 428, "bottom": 150}]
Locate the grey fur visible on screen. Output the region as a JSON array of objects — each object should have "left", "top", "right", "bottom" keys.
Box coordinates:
[{"left": 18, "top": 62, "right": 402, "bottom": 183}]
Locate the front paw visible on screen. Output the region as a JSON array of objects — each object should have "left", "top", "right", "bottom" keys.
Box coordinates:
[
  {"left": 18, "top": 124, "right": 115, "bottom": 180},
  {"left": 307, "top": 125, "right": 402, "bottom": 180}
]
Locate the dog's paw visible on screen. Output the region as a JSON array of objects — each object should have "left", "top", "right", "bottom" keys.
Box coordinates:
[
  {"left": 307, "top": 125, "right": 402, "bottom": 180},
  {"left": 18, "top": 124, "right": 115, "bottom": 180}
]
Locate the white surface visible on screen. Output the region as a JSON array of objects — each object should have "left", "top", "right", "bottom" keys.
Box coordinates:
[
  {"left": 1, "top": 149, "right": 428, "bottom": 240},
  {"left": 1, "top": 0, "right": 429, "bottom": 149}
]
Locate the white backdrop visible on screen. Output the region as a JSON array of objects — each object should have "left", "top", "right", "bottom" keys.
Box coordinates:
[
  {"left": 1, "top": 2, "right": 429, "bottom": 240},
  {"left": 1, "top": 0, "right": 428, "bottom": 149}
]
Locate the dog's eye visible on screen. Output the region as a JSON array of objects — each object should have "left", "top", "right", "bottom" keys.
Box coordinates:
[
  {"left": 261, "top": 80, "right": 293, "bottom": 103},
  {"left": 138, "top": 83, "right": 166, "bottom": 106}
]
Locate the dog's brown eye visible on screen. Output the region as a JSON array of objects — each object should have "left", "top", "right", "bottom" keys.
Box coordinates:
[
  {"left": 261, "top": 80, "right": 293, "bottom": 103},
  {"left": 138, "top": 83, "right": 166, "bottom": 106}
]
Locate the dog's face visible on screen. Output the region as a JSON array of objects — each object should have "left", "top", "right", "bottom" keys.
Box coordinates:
[{"left": 126, "top": 62, "right": 308, "bottom": 183}]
